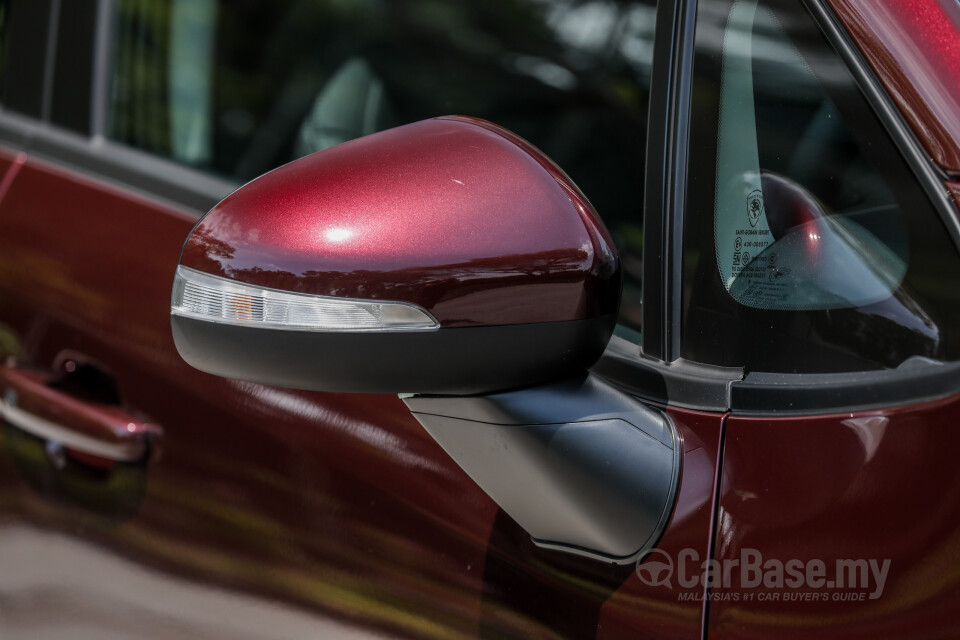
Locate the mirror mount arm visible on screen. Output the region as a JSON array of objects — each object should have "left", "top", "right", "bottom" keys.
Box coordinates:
[{"left": 404, "top": 373, "right": 681, "bottom": 564}]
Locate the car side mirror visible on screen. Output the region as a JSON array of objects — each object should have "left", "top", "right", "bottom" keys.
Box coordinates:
[
  {"left": 170, "top": 118, "right": 680, "bottom": 564},
  {"left": 171, "top": 117, "right": 621, "bottom": 395}
]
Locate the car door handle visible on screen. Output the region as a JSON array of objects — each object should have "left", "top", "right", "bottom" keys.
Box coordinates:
[{"left": 0, "top": 364, "right": 160, "bottom": 464}]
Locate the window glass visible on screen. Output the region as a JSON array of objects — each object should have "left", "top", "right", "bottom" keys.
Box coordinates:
[
  {"left": 2, "top": 0, "right": 52, "bottom": 116},
  {"left": 108, "top": 0, "right": 657, "bottom": 338},
  {"left": 0, "top": 0, "right": 9, "bottom": 85},
  {"left": 682, "top": 0, "right": 960, "bottom": 373}
]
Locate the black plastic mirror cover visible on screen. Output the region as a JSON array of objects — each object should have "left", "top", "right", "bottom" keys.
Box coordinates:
[
  {"left": 406, "top": 373, "right": 680, "bottom": 562},
  {"left": 171, "top": 117, "right": 621, "bottom": 394}
]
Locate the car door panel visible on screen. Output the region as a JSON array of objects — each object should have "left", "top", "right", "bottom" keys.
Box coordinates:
[
  {"left": 21, "top": 0, "right": 956, "bottom": 635},
  {"left": 0, "top": 149, "right": 728, "bottom": 638},
  {"left": 598, "top": 407, "right": 726, "bottom": 640},
  {"left": 0, "top": 153, "right": 500, "bottom": 638},
  {"left": 708, "top": 394, "right": 960, "bottom": 638}
]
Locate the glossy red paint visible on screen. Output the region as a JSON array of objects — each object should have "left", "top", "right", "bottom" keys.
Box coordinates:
[
  {"left": 179, "top": 117, "right": 620, "bottom": 328},
  {"left": 0, "top": 154, "right": 500, "bottom": 637},
  {"left": 707, "top": 394, "right": 960, "bottom": 638},
  {"left": 827, "top": 0, "right": 960, "bottom": 174},
  {"left": 0, "top": 149, "right": 724, "bottom": 638}
]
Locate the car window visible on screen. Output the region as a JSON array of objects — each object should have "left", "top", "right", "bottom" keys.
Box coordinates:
[
  {"left": 107, "top": 0, "right": 657, "bottom": 339},
  {"left": 682, "top": 0, "right": 960, "bottom": 373},
  {"left": 0, "top": 0, "right": 9, "bottom": 84}
]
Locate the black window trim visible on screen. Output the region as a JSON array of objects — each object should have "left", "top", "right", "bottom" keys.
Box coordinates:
[
  {"left": 599, "top": 0, "right": 749, "bottom": 413},
  {"left": 730, "top": 359, "right": 960, "bottom": 415},
  {"left": 640, "top": 0, "right": 697, "bottom": 363}
]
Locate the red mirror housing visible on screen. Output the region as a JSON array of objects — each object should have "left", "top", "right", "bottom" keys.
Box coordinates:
[{"left": 171, "top": 117, "right": 621, "bottom": 394}]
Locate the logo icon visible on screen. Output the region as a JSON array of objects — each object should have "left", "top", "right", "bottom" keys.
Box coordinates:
[
  {"left": 747, "top": 189, "right": 764, "bottom": 227},
  {"left": 635, "top": 549, "right": 674, "bottom": 587}
]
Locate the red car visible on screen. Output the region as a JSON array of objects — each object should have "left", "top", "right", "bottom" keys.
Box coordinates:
[{"left": 0, "top": 0, "right": 958, "bottom": 637}]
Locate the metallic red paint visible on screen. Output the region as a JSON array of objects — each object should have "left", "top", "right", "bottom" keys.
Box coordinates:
[
  {"left": 0, "top": 148, "right": 723, "bottom": 638},
  {"left": 179, "top": 117, "right": 621, "bottom": 328},
  {"left": 0, "top": 154, "right": 501, "bottom": 637},
  {"left": 707, "top": 394, "right": 960, "bottom": 638},
  {"left": 827, "top": 0, "right": 960, "bottom": 175}
]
